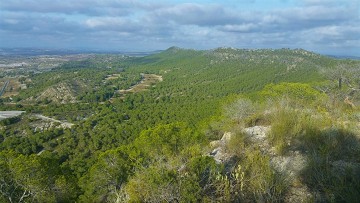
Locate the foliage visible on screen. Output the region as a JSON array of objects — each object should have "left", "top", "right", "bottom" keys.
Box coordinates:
[
  {"left": 225, "top": 98, "right": 256, "bottom": 125},
  {"left": 0, "top": 151, "right": 78, "bottom": 203},
  {"left": 220, "top": 78, "right": 360, "bottom": 201},
  {"left": 226, "top": 131, "right": 246, "bottom": 156},
  {"left": 1, "top": 48, "right": 359, "bottom": 202},
  {"left": 258, "top": 82, "right": 326, "bottom": 103},
  {"left": 211, "top": 149, "right": 288, "bottom": 202},
  {"left": 133, "top": 122, "right": 204, "bottom": 160},
  {"left": 79, "top": 147, "right": 139, "bottom": 202}
]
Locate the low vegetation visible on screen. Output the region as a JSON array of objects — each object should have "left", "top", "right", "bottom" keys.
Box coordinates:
[{"left": 0, "top": 47, "right": 360, "bottom": 202}]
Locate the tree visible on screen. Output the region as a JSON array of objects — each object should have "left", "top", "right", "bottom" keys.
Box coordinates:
[
  {"left": 0, "top": 151, "right": 23, "bottom": 203},
  {"left": 0, "top": 151, "right": 78, "bottom": 203},
  {"left": 79, "top": 146, "right": 139, "bottom": 202}
]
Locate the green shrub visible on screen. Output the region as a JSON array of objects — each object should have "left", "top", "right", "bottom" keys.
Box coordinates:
[
  {"left": 269, "top": 108, "right": 301, "bottom": 154},
  {"left": 242, "top": 149, "right": 288, "bottom": 202},
  {"left": 212, "top": 149, "right": 288, "bottom": 202},
  {"left": 260, "top": 82, "right": 326, "bottom": 103},
  {"left": 125, "top": 165, "right": 179, "bottom": 203},
  {"left": 226, "top": 131, "right": 246, "bottom": 156},
  {"left": 295, "top": 125, "right": 360, "bottom": 202},
  {"left": 301, "top": 152, "right": 360, "bottom": 202}
]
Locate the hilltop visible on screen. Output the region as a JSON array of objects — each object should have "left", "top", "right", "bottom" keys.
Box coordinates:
[{"left": 0, "top": 47, "right": 360, "bottom": 202}]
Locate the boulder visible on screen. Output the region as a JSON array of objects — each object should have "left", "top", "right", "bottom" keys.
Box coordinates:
[{"left": 209, "top": 132, "right": 233, "bottom": 163}]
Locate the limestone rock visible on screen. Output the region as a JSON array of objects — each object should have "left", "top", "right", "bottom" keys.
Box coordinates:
[
  {"left": 209, "top": 132, "right": 233, "bottom": 163},
  {"left": 244, "top": 125, "right": 270, "bottom": 141}
]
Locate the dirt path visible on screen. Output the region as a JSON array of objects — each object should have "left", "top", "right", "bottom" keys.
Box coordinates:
[{"left": 33, "top": 114, "right": 74, "bottom": 128}]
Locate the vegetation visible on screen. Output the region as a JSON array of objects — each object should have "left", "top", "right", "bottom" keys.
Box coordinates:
[{"left": 0, "top": 47, "right": 360, "bottom": 202}]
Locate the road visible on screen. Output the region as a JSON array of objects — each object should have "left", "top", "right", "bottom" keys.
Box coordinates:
[{"left": 0, "top": 80, "right": 9, "bottom": 96}]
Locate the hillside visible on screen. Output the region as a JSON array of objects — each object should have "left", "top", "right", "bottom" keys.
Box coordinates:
[{"left": 0, "top": 48, "right": 360, "bottom": 202}]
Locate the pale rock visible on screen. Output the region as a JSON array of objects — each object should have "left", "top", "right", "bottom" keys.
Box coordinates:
[
  {"left": 244, "top": 126, "right": 270, "bottom": 141},
  {"left": 209, "top": 132, "right": 233, "bottom": 163}
]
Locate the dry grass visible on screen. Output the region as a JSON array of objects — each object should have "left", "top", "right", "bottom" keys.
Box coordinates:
[{"left": 0, "top": 78, "right": 22, "bottom": 97}]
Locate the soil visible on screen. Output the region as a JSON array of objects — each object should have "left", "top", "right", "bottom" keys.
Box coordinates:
[{"left": 116, "top": 74, "right": 162, "bottom": 98}]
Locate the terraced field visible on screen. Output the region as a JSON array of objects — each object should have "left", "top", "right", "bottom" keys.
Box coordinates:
[{"left": 117, "top": 73, "right": 162, "bottom": 97}]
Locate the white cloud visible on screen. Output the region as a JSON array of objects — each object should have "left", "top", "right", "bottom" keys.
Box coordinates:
[
  {"left": 221, "top": 23, "right": 258, "bottom": 32},
  {"left": 85, "top": 17, "right": 126, "bottom": 28},
  {"left": 301, "top": 0, "right": 358, "bottom": 6},
  {"left": 0, "top": 0, "right": 359, "bottom": 55},
  {"left": 149, "top": 3, "right": 241, "bottom": 26}
]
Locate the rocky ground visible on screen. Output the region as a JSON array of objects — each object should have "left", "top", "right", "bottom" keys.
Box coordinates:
[
  {"left": 0, "top": 111, "right": 25, "bottom": 121},
  {"left": 29, "top": 114, "right": 74, "bottom": 132},
  {"left": 36, "top": 82, "right": 77, "bottom": 104},
  {"left": 209, "top": 126, "right": 312, "bottom": 202}
]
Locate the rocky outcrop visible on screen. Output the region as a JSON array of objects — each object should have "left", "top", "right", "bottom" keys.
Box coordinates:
[
  {"left": 244, "top": 125, "right": 270, "bottom": 141},
  {"left": 36, "top": 82, "right": 77, "bottom": 103},
  {"left": 209, "top": 127, "right": 272, "bottom": 163},
  {"left": 209, "top": 126, "right": 312, "bottom": 202},
  {"left": 30, "top": 114, "right": 74, "bottom": 132},
  {"left": 209, "top": 132, "right": 233, "bottom": 163}
]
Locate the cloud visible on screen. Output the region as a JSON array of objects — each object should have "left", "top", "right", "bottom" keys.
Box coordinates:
[
  {"left": 220, "top": 23, "right": 259, "bottom": 33},
  {"left": 0, "top": 11, "right": 83, "bottom": 34},
  {"left": 84, "top": 17, "right": 141, "bottom": 33},
  {"left": 301, "top": 0, "right": 358, "bottom": 6},
  {"left": 0, "top": 0, "right": 168, "bottom": 18},
  {"left": 0, "top": 0, "right": 359, "bottom": 55},
  {"left": 149, "top": 3, "right": 243, "bottom": 26},
  {"left": 279, "top": 4, "right": 357, "bottom": 23}
]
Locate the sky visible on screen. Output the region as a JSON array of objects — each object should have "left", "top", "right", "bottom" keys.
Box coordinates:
[{"left": 0, "top": 0, "right": 359, "bottom": 56}]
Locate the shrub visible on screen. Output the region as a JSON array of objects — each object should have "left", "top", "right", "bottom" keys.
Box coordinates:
[
  {"left": 226, "top": 131, "right": 246, "bottom": 156},
  {"left": 260, "top": 83, "right": 326, "bottom": 103},
  {"left": 242, "top": 149, "right": 288, "bottom": 202},
  {"left": 224, "top": 98, "right": 256, "bottom": 125},
  {"left": 125, "top": 166, "right": 180, "bottom": 203},
  {"left": 268, "top": 108, "right": 301, "bottom": 154},
  {"left": 294, "top": 124, "right": 360, "bottom": 202},
  {"left": 212, "top": 149, "right": 288, "bottom": 202}
]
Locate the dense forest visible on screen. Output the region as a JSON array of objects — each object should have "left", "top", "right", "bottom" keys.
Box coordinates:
[{"left": 1, "top": 47, "right": 360, "bottom": 202}]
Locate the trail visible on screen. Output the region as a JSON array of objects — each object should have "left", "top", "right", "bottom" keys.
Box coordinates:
[{"left": 33, "top": 114, "right": 74, "bottom": 128}]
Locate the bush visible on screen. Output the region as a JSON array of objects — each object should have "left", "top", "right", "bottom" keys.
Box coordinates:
[
  {"left": 212, "top": 149, "right": 288, "bottom": 202},
  {"left": 260, "top": 83, "right": 326, "bottom": 103},
  {"left": 125, "top": 166, "right": 180, "bottom": 203},
  {"left": 226, "top": 131, "right": 246, "bottom": 156},
  {"left": 268, "top": 108, "right": 301, "bottom": 154},
  {"left": 224, "top": 98, "right": 256, "bottom": 125}
]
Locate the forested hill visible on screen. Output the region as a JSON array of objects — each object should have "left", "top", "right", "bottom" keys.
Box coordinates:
[{"left": 1, "top": 47, "right": 360, "bottom": 202}]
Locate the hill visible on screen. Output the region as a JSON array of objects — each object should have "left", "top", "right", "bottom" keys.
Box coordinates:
[{"left": 0, "top": 48, "right": 360, "bottom": 202}]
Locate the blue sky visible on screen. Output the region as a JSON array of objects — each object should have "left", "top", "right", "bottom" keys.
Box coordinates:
[{"left": 0, "top": 0, "right": 359, "bottom": 56}]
